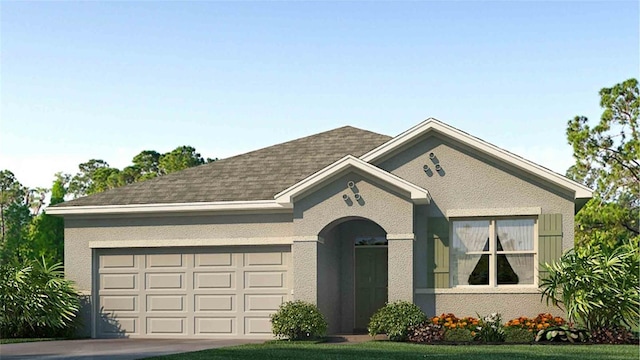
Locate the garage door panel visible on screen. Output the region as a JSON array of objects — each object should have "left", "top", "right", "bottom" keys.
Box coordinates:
[
  {"left": 147, "top": 295, "right": 185, "bottom": 312},
  {"left": 195, "top": 317, "right": 235, "bottom": 334},
  {"left": 194, "top": 272, "right": 234, "bottom": 289},
  {"left": 100, "top": 317, "right": 137, "bottom": 334},
  {"left": 97, "top": 246, "right": 290, "bottom": 339},
  {"left": 245, "top": 271, "right": 286, "bottom": 288},
  {"left": 244, "top": 252, "right": 283, "bottom": 266},
  {"left": 147, "top": 317, "right": 186, "bottom": 334},
  {"left": 244, "top": 317, "right": 272, "bottom": 335},
  {"left": 245, "top": 294, "right": 285, "bottom": 311},
  {"left": 195, "top": 294, "right": 234, "bottom": 311},
  {"left": 146, "top": 273, "right": 184, "bottom": 290},
  {"left": 101, "top": 295, "right": 137, "bottom": 312},
  {"left": 101, "top": 254, "right": 136, "bottom": 269},
  {"left": 146, "top": 254, "right": 184, "bottom": 268},
  {"left": 101, "top": 274, "right": 137, "bottom": 290},
  {"left": 195, "top": 253, "right": 232, "bottom": 267}
]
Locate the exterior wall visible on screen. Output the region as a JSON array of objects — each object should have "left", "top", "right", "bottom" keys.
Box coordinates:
[
  {"left": 317, "top": 226, "right": 341, "bottom": 334},
  {"left": 378, "top": 134, "right": 576, "bottom": 318},
  {"left": 64, "top": 212, "right": 294, "bottom": 336},
  {"left": 293, "top": 171, "right": 414, "bottom": 236},
  {"left": 414, "top": 293, "right": 564, "bottom": 320}
]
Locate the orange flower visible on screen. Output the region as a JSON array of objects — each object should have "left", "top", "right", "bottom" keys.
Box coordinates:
[
  {"left": 471, "top": 331, "right": 476, "bottom": 336},
  {"left": 446, "top": 317, "right": 452, "bottom": 323},
  {"left": 512, "top": 319, "right": 520, "bottom": 325},
  {"left": 432, "top": 317, "right": 440, "bottom": 324},
  {"left": 544, "top": 323, "right": 550, "bottom": 328},
  {"left": 537, "top": 324, "right": 544, "bottom": 330},
  {"left": 525, "top": 322, "right": 531, "bottom": 327}
]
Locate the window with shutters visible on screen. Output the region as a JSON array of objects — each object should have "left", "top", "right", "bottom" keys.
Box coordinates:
[{"left": 450, "top": 218, "right": 537, "bottom": 287}]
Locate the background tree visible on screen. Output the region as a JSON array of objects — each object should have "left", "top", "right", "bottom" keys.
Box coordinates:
[
  {"left": 28, "top": 174, "right": 68, "bottom": 263},
  {"left": 132, "top": 150, "right": 162, "bottom": 180},
  {"left": 159, "top": 146, "right": 205, "bottom": 174},
  {"left": 68, "top": 159, "right": 110, "bottom": 198},
  {"left": 567, "top": 78, "right": 639, "bottom": 247}
]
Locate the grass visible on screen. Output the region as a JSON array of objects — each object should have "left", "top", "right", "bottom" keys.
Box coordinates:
[
  {"left": 0, "top": 337, "right": 63, "bottom": 344},
  {"left": 147, "top": 341, "right": 639, "bottom": 360}
]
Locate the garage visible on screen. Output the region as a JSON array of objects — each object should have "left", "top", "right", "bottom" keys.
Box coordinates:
[{"left": 94, "top": 245, "right": 292, "bottom": 338}]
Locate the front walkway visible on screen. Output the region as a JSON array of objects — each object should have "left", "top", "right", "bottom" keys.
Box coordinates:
[{"left": 0, "top": 338, "right": 262, "bottom": 360}]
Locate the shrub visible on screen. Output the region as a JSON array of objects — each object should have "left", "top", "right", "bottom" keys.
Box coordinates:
[
  {"left": 535, "top": 325, "right": 589, "bottom": 343},
  {"left": 504, "top": 327, "right": 535, "bottom": 343},
  {"left": 476, "top": 313, "right": 504, "bottom": 343},
  {"left": 407, "top": 322, "right": 444, "bottom": 343},
  {"left": 590, "top": 326, "right": 638, "bottom": 344},
  {"left": 443, "top": 328, "right": 474, "bottom": 342},
  {"left": 0, "top": 258, "right": 80, "bottom": 338},
  {"left": 368, "top": 301, "right": 427, "bottom": 341},
  {"left": 504, "top": 313, "right": 565, "bottom": 333},
  {"left": 540, "top": 241, "right": 639, "bottom": 330},
  {"left": 270, "top": 300, "right": 327, "bottom": 340}
]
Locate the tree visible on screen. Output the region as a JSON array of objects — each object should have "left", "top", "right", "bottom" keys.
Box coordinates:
[
  {"left": 132, "top": 150, "right": 162, "bottom": 180},
  {"left": 159, "top": 146, "right": 205, "bottom": 174},
  {"left": 68, "top": 159, "right": 110, "bottom": 198},
  {"left": 566, "top": 78, "right": 639, "bottom": 247},
  {"left": 28, "top": 174, "right": 68, "bottom": 264}
]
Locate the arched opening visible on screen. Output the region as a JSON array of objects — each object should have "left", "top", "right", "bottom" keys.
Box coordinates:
[{"left": 317, "top": 217, "right": 388, "bottom": 334}]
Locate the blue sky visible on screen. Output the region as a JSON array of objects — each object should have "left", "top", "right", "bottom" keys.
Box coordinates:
[{"left": 1, "top": 1, "right": 638, "bottom": 189}]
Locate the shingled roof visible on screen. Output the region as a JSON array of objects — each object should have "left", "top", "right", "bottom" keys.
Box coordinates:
[{"left": 58, "top": 126, "right": 391, "bottom": 207}]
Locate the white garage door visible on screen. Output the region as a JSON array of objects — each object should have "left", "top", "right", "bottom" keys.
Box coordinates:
[{"left": 95, "top": 246, "right": 292, "bottom": 338}]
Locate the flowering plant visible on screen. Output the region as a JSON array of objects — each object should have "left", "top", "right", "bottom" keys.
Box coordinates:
[
  {"left": 504, "top": 313, "right": 565, "bottom": 333},
  {"left": 476, "top": 313, "right": 505, "bottom": 342},
  {"left": 430, "top": 313, "right": 480, "bottom": 337}
]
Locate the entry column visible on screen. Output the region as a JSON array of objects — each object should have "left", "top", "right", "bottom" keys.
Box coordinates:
[
  {"left": 387, "top": 233, "right": 414, "bottom": 302},
  {"left": 292, "top": 236, "right": 319, "bottom": 304}
]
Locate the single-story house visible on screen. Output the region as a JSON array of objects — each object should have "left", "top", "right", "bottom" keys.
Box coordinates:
[{"left": 48, "top": 118, "right": 592, "bottom": 339}]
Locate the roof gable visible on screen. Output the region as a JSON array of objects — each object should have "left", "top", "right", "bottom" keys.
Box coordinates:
[
  {"left": 274, "top": 155, "right": 431, "bottom": 205},
  {"left": 360, "top": 118, "right": 593, "bottom": 199}
]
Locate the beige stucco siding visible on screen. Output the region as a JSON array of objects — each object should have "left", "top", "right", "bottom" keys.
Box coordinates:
[
  {"left": 65, "top": 213, "right": 293, "bottom": 291},
  {"left": 378, "top": 134, "right": 575, "bottom": 250},
  {"left": 293, "top": 171, "right": 414, "bottom": 236},
  {"left": 379, "top": 134, "right": 575, "bottom": 318}
]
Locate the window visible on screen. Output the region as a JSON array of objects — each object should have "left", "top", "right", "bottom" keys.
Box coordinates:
[{"left": 450, "top": 218, "right": 536, "bottom": 286}]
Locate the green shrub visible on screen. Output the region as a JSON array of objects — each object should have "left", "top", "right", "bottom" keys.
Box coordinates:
[
  {"left": 270, "top": 301, "right": 327, "bottom": 340},
  {"left": 476, "top": 313, "right": 505, "bottom": 343},
  {"left": 540, "top": 240, "right": 639, "bottom": 330},
  {"left": 368, "top": 301, "right": 427, "bottom": 341},
  {"left": 0, "top": 258, "right": 80, "bottom": 338},
  {"left": 443, "top": 328, "right": 474, "bottom": 342},
  {"left": 504, "top": 327, "right": 534, "bottom": 343},
  {"left": 535, "top": 325, "right": 589, "bottom": 343}
]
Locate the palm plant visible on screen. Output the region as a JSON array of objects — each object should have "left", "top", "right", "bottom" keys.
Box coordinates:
[{"left": 539, "top": 240, "right": 639, "bottom": 330}]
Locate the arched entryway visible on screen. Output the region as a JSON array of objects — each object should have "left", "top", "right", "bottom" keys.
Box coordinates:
[{"left": 317, "top": 217, "right": 388, "bottom": 334}]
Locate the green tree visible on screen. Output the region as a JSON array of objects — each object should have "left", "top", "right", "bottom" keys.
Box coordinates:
[
  {"left": 28, "top": 174, "right": 68, "bottom": 264},
  {"left": 0, "top": 171, "right": 32, "bottom": 262},
  {"left": 68, "top": 159, "right": 110, "bottom": 197},
  {"left": 132, "top": 150, "right": 162, "bottom": 180},
  {"left": 566, "top": 78, "right": 639, "bottom": 247},
  {"left": 159, "top": 146, "right": 205, "bottom": 174}
]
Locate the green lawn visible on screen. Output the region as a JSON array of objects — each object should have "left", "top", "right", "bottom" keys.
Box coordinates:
[
  {"left": 148, "top": 341, "right": 639, "bottom": 360},
  {"left": 0, "top": 338, "right": 63, "bottom": 344}
]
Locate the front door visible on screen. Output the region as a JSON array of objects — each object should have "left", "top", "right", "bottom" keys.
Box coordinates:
[{"left": 354, "top": 247, "right": 388, "bottom": 331}]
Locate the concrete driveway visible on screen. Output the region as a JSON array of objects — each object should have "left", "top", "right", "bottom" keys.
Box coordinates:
[{"left": 0, "top": 338, "right": 262, "bottom": 360}]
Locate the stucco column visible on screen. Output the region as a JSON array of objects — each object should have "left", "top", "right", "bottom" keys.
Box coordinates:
[
  {"left": 387, "top": 233, "right": 414, "bottom": 302},
  {"left": 292, "top": 236, "right": 319, "bottom": 304}
]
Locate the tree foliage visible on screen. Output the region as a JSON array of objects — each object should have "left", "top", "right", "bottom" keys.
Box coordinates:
[{"left": 567, "top": 78, "right": 639, "bottom": 247}]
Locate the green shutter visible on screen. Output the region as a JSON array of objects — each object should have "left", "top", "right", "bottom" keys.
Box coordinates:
[
  {"left": 538, "top": 214, "right": 563, "bottom": 282},
  {"left": 426, "top": 217, "right": 450, "bottom": 288}
]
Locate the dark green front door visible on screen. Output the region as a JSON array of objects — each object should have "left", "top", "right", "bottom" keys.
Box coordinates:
[{"left": 355, "top": 247, "right": 388, "bottom": 330}]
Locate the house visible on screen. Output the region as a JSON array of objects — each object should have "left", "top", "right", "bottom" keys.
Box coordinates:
[{"left": 48, "top": 118, "right": 592, "bottom": 339}]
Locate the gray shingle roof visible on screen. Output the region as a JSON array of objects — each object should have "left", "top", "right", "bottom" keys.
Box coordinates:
[{"left": 59, "top": 126, "right": 391, "bottom": 207}]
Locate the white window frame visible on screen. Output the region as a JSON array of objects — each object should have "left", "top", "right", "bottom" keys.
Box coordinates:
[{"left": 450, "top": 216, "right": 538, "bottom": 288}]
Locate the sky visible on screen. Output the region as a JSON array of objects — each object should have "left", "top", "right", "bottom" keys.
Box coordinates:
[{"left": 1, "top": 1, "right": 638, "bottom": 190}]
